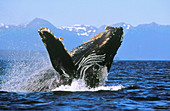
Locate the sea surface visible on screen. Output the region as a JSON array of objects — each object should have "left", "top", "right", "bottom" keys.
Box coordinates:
[{"left": 0, "top": 60, "right": 169, "bottom": 110}]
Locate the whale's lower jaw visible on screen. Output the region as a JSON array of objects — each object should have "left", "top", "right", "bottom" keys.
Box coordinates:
[{"left": 38, "top": 26, "right": 123, "bottom": 88}]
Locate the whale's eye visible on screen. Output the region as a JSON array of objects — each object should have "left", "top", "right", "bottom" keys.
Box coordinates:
[{"left": 93, "top": 64, "right": 100, "bottom": 71}]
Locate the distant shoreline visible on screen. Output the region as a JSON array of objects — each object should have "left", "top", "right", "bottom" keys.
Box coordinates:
[{"left": 0, "top": 49, "right": 169, "bottom": 61}]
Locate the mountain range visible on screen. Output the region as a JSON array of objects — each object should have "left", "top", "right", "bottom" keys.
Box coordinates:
[{"left": 0, "top": 18, "right": 170, "bottom": 60}]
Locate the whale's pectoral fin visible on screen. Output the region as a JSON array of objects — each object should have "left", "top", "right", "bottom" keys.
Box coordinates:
[{"left": 38, "top": 27, "right": 75, "bottom": 80}]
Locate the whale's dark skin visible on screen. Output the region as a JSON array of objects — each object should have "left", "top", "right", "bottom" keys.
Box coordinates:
[{"left": 38, "top": 26, "right": 123, "bottom": 88}]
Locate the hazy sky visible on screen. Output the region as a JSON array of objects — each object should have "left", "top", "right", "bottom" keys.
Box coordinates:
[{"left": 0, "top": 0, "right": 169, "bottom": 27}]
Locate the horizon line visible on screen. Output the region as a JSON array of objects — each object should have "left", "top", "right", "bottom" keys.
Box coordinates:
[{"left": 0, "top": 18, "right": 170, "bottom": 28}]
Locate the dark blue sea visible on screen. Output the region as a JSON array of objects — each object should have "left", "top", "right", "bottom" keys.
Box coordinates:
[{"left": 0, "top": 60, "right": 169, "bottom": 110}]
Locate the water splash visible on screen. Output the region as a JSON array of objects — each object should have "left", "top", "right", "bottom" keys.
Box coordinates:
[
  {"left": 0, "top": 51, "right": 51, "bottom": 92},
  {"left": 52, "top": 66, "right": 125, "bottom": 92},
  {"left": 0, "top": 52, "right": 124, "bottom": 92},
  {"left": 21, "top": 67, "right": 60, "bottom": 92},
  {"left": 52, "top": 79, "right": 125, "bottom": 92}
]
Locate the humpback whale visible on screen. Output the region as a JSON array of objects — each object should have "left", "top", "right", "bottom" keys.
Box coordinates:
[{"left": 38, "top": 26, "right": 123, "bottom": 89}]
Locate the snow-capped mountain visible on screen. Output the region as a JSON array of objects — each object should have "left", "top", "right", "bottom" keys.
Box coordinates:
[
  {"left": 57, "top": 24, "right": 98, "bottom": 37},
  {"left": 0, "top": 23, "right": 6, "bottom": 28},
  {"left": 0, "top": 18, "right": 83, "bottom": 51},
  {"left": 57, "top": 23, "right": 132, "bottom": 38},
  {"left": 111, "top": 22, "right": 132, "bottom": 30},
  {"left": 0, "top": 18, "right": 170, "bottom": 60}
]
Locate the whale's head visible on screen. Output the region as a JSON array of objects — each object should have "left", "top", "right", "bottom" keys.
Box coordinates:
[
  {"left": 71, "top": 26, "right": 123, "bottom": 87},
  {"left": 93, "top": 26, "right": 123, "bottom": 70}
]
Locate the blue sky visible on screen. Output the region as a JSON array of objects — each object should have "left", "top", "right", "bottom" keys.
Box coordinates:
[{"left": 0, "top": 0, "right": 169, "bottom": 27}]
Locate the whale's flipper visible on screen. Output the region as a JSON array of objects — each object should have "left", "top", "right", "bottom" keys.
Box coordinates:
[{"left": 38, "top": 27, "right": 75, "bottom": 82}]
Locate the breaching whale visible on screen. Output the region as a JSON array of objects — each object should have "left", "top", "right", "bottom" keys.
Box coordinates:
[{"left": 38, "top": 26, "right": 123, "bottom": 89}]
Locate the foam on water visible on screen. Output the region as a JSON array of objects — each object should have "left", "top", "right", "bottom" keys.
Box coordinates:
[{"left": 52, "top": 79, "right": 125, "bottom": 92}]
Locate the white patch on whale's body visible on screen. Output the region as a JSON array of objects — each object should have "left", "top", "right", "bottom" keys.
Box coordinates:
[
  {"left": 52, "top": 66, "right": 119, "bottom": 92},
  {"left": 76, "top": 53, "right": 106, "bottom": 80}
]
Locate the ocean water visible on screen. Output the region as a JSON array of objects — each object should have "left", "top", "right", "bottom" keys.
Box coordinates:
[{"left": 0, "top": 60, "right": 169, "bottom": 110}]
